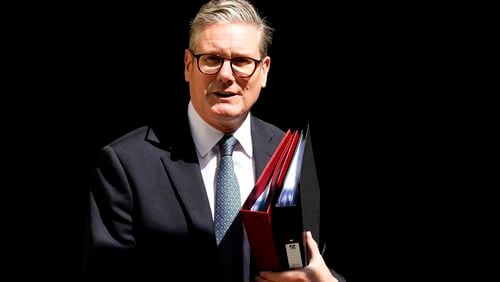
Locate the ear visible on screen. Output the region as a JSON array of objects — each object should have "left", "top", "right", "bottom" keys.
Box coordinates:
[
  {"left": 184, "top": 49, "right": 193, "bottom": 82},
  {"left": 260, "top": 56, "right": 271, "bottom": 88}
]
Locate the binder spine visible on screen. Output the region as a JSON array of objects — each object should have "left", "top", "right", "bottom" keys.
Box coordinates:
[
  {"left": 271, "top": 204, "right": 306, "bottom": 269},
  {"left": 241, "top": 210, "right": 282, "bottom": 271}
]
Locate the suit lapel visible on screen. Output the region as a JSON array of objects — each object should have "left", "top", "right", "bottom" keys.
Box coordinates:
[
  {"left": 251, "top": 116, "right": 283, "bottom": 180},
  {"left": 147, "top": 118, "right": 215, "bottom": 238},
  {"left": 161, "top": 156, "right": 215, "bottom": 236}
]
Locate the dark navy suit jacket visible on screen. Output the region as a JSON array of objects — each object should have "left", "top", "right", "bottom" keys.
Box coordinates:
[{"left": 82, "top": 113, "right": 345, "bottom": 281}]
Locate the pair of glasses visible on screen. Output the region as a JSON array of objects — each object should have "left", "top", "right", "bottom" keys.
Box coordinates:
[{"left": 190, "top": 50, "right": 262, "bottom": 78}]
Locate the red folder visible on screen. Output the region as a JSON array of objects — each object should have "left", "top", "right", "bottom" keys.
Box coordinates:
[
  {"left": 241, "top": 125, "right": 319, "bottom": 272},
  {"left": 240, "top": 129, "right": 293, "bottom": 271}
]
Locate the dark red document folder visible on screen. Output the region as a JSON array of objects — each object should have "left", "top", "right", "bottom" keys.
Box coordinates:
[{"left": 241, "top": 125, "right": 320, "bottom": 272}]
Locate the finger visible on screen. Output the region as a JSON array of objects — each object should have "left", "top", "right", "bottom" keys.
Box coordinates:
[
  {"left": 305, "top": 230, "right": 321, "bottom": 259},
  {"left": 253, "top": 275, "right": 267, "bottom": 282},
  {"left": 259, "top": 271, "right": 274, "bottom": 280}
]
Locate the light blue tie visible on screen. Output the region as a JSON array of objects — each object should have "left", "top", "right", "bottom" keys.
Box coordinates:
[{"left": 214, "top": 135, "right": 243, "bottom": 281}]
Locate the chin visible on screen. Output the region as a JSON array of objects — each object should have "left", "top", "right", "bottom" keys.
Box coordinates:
[
  {"left": 214, "top": 112, "right": 240, "bottom": 122},
  {"left": 212, "top": 104, "right": 243, "bottom": 118}
]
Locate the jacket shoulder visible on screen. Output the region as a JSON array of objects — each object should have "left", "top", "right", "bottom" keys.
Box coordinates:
[{"left": 251, "top": 115, "right": 285, "bottom": 137}]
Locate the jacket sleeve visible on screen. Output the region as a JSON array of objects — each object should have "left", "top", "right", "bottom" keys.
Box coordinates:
[{"left": 82, "top": 145, "right": 137, "bottom": 281}]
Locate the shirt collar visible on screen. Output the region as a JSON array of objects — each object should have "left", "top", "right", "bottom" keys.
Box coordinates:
[{"left": 187, "top": 101, "right": 253, "bottom": 158}]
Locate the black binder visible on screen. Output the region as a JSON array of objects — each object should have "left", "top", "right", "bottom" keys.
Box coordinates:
[{"left": 272, "top": 125, "right": 320, "bottom": 269}]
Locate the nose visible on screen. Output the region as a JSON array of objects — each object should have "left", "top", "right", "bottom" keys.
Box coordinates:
[{"left": 217, "top": 59, "right": 235, "bottom": 82}]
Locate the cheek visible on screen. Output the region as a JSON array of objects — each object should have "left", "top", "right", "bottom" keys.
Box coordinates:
[
  {"left": 189, "top": 82, "right": 206, "bottom": 105},
  {"left": 190, "top": 77, "right": 209, "bottom": 95},
  {"left": 244, "top": 85, "right": 261, "bottom": 105}
]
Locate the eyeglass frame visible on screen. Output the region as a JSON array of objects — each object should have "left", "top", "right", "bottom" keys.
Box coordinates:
[{"left": 189, "top": 50, "right": 263, "bottom": 78}]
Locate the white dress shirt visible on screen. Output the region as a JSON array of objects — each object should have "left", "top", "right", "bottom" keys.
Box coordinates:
[{"left": 187, "top": 101, "right": 254, "bottom": 282}]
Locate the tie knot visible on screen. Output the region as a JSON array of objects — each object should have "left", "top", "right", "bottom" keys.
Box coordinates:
[{"left": 219, "top": 135, "right": 237, "bottom": 157}]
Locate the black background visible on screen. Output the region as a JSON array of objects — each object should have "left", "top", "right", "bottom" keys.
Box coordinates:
[{"left": 6, "top": 1, "right": 475, "bottom": 281}]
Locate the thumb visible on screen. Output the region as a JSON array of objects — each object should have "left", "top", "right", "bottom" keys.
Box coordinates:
[{"left": 305, "top": 231, "right": 321, "bottom": 260}]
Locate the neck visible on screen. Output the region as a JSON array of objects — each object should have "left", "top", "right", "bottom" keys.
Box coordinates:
[{"left": 210, "top": 112, "right": 249, "bottom": 134}]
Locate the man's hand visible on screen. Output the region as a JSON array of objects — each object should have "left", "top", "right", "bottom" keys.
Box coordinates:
[{"left": 254, "top": 231, "right": 338, "bottom": 282}]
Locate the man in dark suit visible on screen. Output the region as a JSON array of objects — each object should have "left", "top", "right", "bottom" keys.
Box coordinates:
[{"left": 82, "top": 1, "right": 344, "bottom": 281}]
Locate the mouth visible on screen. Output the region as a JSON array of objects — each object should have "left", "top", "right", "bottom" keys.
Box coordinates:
[{"left": 213, "top": 91, "right": 237, "bottom": 98}]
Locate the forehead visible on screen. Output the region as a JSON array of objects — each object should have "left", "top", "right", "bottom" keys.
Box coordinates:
[{"left": 194, "top": 23, "right": 261, "bottom": 55}]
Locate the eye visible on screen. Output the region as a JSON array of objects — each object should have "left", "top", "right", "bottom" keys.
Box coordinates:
[
  {"left": 232, "top": 57, "right": 253, "bottom": 66},
  {"left": 203, "top": 55, "right": 222, "bottom": 66}
]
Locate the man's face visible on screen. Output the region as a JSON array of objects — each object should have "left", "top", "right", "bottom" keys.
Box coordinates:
[{"left": 184, "top": 23, "right": 270, "bottom": 133}]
